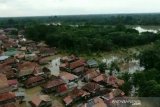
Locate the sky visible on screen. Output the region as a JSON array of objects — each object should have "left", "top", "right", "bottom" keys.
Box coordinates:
[{"left": 0, "top": 0, "right": 160, "bottom": 17}]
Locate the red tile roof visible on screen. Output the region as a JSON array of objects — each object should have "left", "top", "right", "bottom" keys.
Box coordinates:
[
  {"left": 0, "top": 73, "right": 9, "bottom": 89},
  {"left": 0, "top": 65, "right": 15, "bottom": 79},
  {"left": 18, "top": 62, "right": 39, "bottom": 77},
  {"left": 0, "top": 92, "right": 15, "bottom": 102},
  {"left": 85, "top": 70, "right": 100, "bottom": 80},
  {"left": 70, "top": 59, "right": 85, "bottom": 70},
  {"left": 0, "top": 103, "right": 17, "bottom": 107},
  {"left": 82, "top": 82, "right": 100, "bottom": 93},
  {"left": 8, "top": 79, "right": 18, "bottom": 86},
  {"left": 42, "top": 79, "right": 65, "bottom": 89},
  {"left": 59, "top": 72, "right": 78, "bottom": 81},
  {"left": 31, "top": 95, "right": 51, "bottom": 107},
  {"left": 25, "top": 76, "right": 45, "bottom": 85},
  {"left": 93, "top": 74, "right": 107, "bottom": 82}
]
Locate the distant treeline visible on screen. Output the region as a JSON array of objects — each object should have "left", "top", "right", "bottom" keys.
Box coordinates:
[
  {"left": 1, "top": 13, "right": 160, "bottom": 28},
  {"left": 25, "top": 24, "right": 160, "bottom": 53}
]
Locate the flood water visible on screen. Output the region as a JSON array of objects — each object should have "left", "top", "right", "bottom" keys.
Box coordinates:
[
  {"left": 102, "top": 56, "right": 144, "bottom": 74},
  {"left": 134, "top": 26, "right": 160, "bottom": 33}
]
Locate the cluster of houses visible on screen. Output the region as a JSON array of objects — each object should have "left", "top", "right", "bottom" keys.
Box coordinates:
[
  {"left": 0, "top": 29, "right": 56, "bottom": 107},
  {"left": 58, "top": 55, "right": 126, "bottom": 107},
  {"left": 0, "top": 28, "right": 126, "bottom": 107}
]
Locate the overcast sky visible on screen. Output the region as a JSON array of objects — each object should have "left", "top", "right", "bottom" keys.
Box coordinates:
[{"left": 0, "top": 0, "right": 160, "bottom": 17}]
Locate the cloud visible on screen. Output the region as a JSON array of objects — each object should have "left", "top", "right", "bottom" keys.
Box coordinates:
[{"left": 0, "top": 0, "right": 160, "bottom": 17}]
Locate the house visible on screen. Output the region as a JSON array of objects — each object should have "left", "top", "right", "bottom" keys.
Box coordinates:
[
  {"left": 63, "top": 87, "right": 90, "bottom": 106},
  {"left": 19, "top": 47, "right": 27, "bottom": 51},
  {"left": 81, "top": 97, "right": 107, "bottom": 107},
  {"left": 25, "top": 54, "right": 38, "bottom": 61},
  {"left": 0, "top": 65, "right": 16, "bottom": 79},
  {"left": 0, "top": 92, "right": 16, "bottom": 106},
  {"left": 0, "top": 34, "right": 8, "bottom": 41},
  {"left": 0, "top": 102, "right": 17, "bottom": 107},
  {"left": 60, "top": 55, "right": 79, "bottom": 63},
  {"left": 92, "top": 74, "right": 107, "bottom": 83},
  {"left": 38, "top": 57, "right": 51, "bottom": 65},
  {"left": 0, "top": 56, "right": 9, "bottom": 63},
  {"left": 103, "top": 76, "right": 125, "bottom": 88},
  {"left": 84, "top": 69, "right": 100, "bottom": 82},
  {"left": 42, "top": 67, "right": 51, "bottom": 79},
  {"left": 17, "top": 62, "right": 39, "bottom": 79},
  {"left": 8, "top": 79, "right": 18, "bottom": 91},
  {"left": 24, "top": 76, "right": 46, "bottom": 88},
  {"left": 37, "top": 41, "right": 48, "bottom": 48},
  {"left": 82, "top": 82, "right": 100, "bottom": 95},
  {"left": 29, "top": 95, "right": 52, "bottom": 107},
  {"left": 69, "top": 59, "right": 85, "bottom": 75},
  {"left": 15, "top": 53, "right": 25, "bottom": 60},
  {"left": 0, "top": 57, "right": 16, "bottom": 66},
  {"left": 87, "top": 59, "right": 98, "bottom": 68},
  {"left": 41, "top": 78, "right": 67, "bottom": 93},
  {"left": 101, "top": 89, "right": 125, "bottom": 106},
  {"left": 59, "top": 63, "right": 69, "bottom": 71},
  {"left": 39, "top": 47, "right": 55, "bottom": 57},
  {"left": 0, "top": 73, "right": 10, "bottom": 94},
  {"left": 59, "top": 71, "right": 78, "bottom": 83}
]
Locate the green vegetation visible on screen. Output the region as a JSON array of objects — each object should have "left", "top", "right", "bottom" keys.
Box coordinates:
[
  {"left": 131, "top": 42, "right": 160, "bottom": 97},
  {"left": 25, "top": 24, "right": 160, "bottom": 53},
  {"left": 2, "top": 14, "right": 160, "bottom": 28}
]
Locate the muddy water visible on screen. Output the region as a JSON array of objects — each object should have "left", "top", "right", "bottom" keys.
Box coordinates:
[
  {"left": 102, "top": 56, "right": 144, "bottom": 74},
  {"left": 20, "top": 86, "right": 64, "bottom": 107}
]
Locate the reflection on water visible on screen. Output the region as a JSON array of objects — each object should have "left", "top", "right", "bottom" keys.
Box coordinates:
[{"left": 134, "top": 26, "right": 159, "bottom": 33}]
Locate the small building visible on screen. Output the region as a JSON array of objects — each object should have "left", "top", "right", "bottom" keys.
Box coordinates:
[
  {"left": 24, "top": 76, "right": 46, "bottom": 88},
  {"left": 87, "top": 59, "right": 98, "bottom": 68},
  {"left": 84, "top": 69, "right": 100, "bottom": 82},
  {"left": 69, "top": 59, "right": 85, "bottom": 75},
  {"left": 0, "top": 65, "right": 16, "bottom": 79},
  {"left": 82, "top": 82, "right": 100, "bottom": 95},
  {"left": 0, "top": 73, "right": 10, "bottom": 94},
  {"left": 39, "top": 47, "right": 55, "bottom": 57},
  {"left": 102, "top": 88, "right": 125, "bottom": 106},
  {"left": 29, "top": 95, "right": 52, "bottom": 107},
  {"left": 8, "top": 79, "right": 18, "bottom": 91},
  {"left": 92, "top": 74, "right": 107, "bottom": 84},
  {"left": 60, "top": 55, "right": 79, "bottom": 63},
  {"left": 17, "top": 62, "right": 39, "bottom": 79},
  {"left": 63, "top": 87, "right": 90, "bottom": 106},
  {"left": 59, "top": 63, "right": 69, "bottom": 71},
  {"left": 0, "top": 56, "right": 9, "bottom": 63},
  {"left": 41, "top": 78, "right": 67, "bottom": 93},
  {"left": 38, "top": 57, "right": 51, "bottom": 65},
  {"left": 59, "top": 71, "right": 78, "bottom": 83},
  {"left": 81, "top": 97, "right": 107, "bottom": 107},
  {"left": 0, "top": 92, "right": 16, "bottom": 106},
  {"left": 42, "top": 67, "right": 51, "bottom": 79},
  {"left": 25, "top": 54, "right": 38, "bottom": 61}
]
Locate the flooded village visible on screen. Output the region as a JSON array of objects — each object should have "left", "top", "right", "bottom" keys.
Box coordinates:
[{"left": 0, "top": 28, "right": 144, "bottom": 107}]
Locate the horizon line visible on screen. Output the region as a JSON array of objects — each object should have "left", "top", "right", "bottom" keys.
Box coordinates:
[{"left": 0, "top": 12, "right": 160, "bottom": 18}]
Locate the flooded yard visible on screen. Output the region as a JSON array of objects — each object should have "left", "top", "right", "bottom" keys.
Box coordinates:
[{"left": 20, "top": 86, "right": 65, "bottom": 107}]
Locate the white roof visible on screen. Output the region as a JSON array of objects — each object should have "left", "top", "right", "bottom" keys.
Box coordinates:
[{"left": 0, "top": 56, "right": 9, "bottom": 61}]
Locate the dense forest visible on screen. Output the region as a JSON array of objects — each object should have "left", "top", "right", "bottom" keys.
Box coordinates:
[
  {"left": 1, "top": 13, "right": 160, "bottom": 28},
  {"left": 25, "top": 24, "right": 160, "bottom": 53},
  {"left": 135, "top": 42, "right": 160, "bottom": 97}
]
